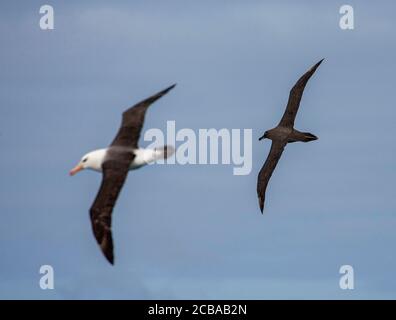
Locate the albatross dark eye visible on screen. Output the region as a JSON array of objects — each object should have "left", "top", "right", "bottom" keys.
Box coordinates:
[{"left": 82, "top": 158, "right": 88, "bottom": 163}]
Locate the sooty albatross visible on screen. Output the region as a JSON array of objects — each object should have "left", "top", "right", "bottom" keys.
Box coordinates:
[{"left": 257, "top": 59, "right": 323, "bottom": 213}]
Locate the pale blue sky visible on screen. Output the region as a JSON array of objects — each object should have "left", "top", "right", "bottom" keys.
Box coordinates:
[{"left": 0, "top": 0, "right": 395, "bottom": 299}]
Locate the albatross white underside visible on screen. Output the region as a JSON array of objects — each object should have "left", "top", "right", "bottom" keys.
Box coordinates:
[{"left": 70, "top": 146, "right": 174, "bottom": 175}]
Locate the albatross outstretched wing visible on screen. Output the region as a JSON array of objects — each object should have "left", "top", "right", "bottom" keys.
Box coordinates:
[
  {"left": 111, "top": 84, "right": 176, "bottom": 148},
  {"left": 278, "top": 59, "right": 323, "bottom": 128},
  {"left": 257, "top": 141, "right": 287, "bottom": 213},
  {"left": 89, "top": 84, "right": 175, "bottom": 264},
  {"left": 89, "top": 154, "right": 134, "bottom": 265}
]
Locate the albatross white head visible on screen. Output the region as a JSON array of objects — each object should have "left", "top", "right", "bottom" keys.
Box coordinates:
[{"left": 69, "top": 149, "right": 107, "bottom": 176}]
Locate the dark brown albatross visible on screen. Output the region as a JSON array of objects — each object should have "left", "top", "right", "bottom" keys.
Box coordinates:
[
  {"left": 69, "top": 84, "right": 176, "bottom": 264},
  {"left": 257, "top": 59, "right": 323, "bottom": 213}
]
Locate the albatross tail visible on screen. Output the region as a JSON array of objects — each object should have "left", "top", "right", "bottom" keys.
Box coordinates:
[
  {"left": 289, "top": 130, "right": 318, "bottom": 143},
  {"left": 154, "top": 145, "right": 175, "bottom": 160},
  {"left": 301, "top": 132, "right": 318, "bottom": 142}
]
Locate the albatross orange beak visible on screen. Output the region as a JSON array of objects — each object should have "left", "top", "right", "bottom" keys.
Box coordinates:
[{"left": 69, "top": 164, "right": 83, "bottom": 176}]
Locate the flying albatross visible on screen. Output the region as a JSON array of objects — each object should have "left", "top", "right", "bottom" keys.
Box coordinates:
[
  {"left": 70, "top": 84, "right": 176, "bottom": 264},
  {"left": 257, "top": 59, "right": 323, "bottom": 213}
]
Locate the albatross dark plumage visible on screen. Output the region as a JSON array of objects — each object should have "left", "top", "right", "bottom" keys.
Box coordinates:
[
  {"left": 70, "top": 84, "right": 176, "bottom": 264},
  {"left": 257, "top": 59, "right": 323, "bottom": 213}
]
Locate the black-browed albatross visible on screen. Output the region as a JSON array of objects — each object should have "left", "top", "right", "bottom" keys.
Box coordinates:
[
  {"left": 70, "top": 84, "right": 176, "bottom": 264},
  {"left": 257, "top": 59, "right": 323, "bottom": 213}
]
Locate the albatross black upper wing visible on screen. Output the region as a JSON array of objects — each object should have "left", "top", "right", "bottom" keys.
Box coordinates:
[
  {"left": 89, "top": 153, "right": 134, "bottom": 264},
  {"left": 257, "top": 141, "right": 287, "bottom": 213},
  {"left": 111, "top": 84, "right": 176, "bottom": 148},
  {"left": 278, "top": 59, "right": 323, "bottom": 128}
]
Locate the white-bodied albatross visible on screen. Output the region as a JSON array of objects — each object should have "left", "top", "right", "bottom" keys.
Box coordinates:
[{"left": 70, "top": 84, "right": 176, "bottom": 264}]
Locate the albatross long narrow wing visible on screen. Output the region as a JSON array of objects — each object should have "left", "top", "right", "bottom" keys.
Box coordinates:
[
  {"left": 111, "top": 84, "right": 176, "bottom": 148},
  {"left": 257, "top": 141, "right": 287, "bottom": 213},
  {"left": 89, "top": 154, "right": 134, "bottom": 264},
  {"left": 278, "top": 59, "right": 323, "bottom": 128},
  {"left": 89, "top": 84, "right": 175, "bottom": 264}
]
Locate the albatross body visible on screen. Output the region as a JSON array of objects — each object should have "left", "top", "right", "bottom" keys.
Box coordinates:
[
  {"left": 70, "top": 84, "right": 176, "bottom": 264},
  {"left": 257, "top": 59, "right": 323, "bottom": 213},
  {"left": 70, "top": 146, "right": 173, "bottom": 174}
]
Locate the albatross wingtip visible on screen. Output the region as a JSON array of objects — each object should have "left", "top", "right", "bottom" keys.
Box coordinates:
[
  {"left": 165, "top": 83, "right": 177, "bottom": 92},
  {"left": 258, "top": 197, "right": 264, "bottom": 214},
  {"left": 105, "top": 253, "right": 114, "bottom": 265},
  {"left": 316, "top": 58, "right": 325, "bottom": 67},
  {"left": 155, "top": 83, "right": 177, "bottom": 98},
  {"left": 310, "top": 58, "right": 324, "bottom": 71}
]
